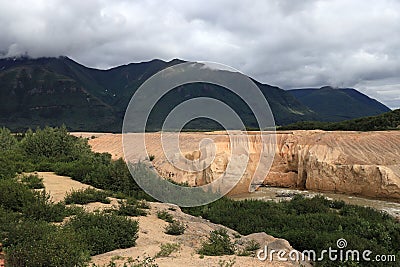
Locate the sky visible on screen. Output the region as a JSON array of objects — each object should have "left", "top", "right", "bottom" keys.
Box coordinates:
[{"left": 1, "top": 0, "right": 399, "bottom": 109}]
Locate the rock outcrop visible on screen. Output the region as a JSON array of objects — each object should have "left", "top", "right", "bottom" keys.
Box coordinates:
[
  {"left": 270, "top": 131, "right": 400, "bottom": 200},
  {"left": 83, "top": 130, "right": 400, "bottom": 200}
]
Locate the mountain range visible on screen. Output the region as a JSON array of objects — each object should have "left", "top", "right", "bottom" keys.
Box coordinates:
[{"left": 0, "top": 56, "right": 391, "bottom": 132}]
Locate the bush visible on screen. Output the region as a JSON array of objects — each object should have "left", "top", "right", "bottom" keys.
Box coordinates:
[
  {"left": 64, "top": 188, "right": 111, "bottom": 205},
  {"left": 198, "top": 228, "right": 235, "bottom": 256},
  {"left": 20, "top": 173, "right": 44, "bottom": 189},
  {"left": 155, "top": 243, "right": 180, "bottom": 258},
  {"left": 157, "top": 210, "right": 174, "bottom": 223},
  {"left": 111, "top": 200, "right": 147, "bottom": 217},
  {"left": 0, "top": 179, "right": 36, "bottom": 212},
  {"left": 184, "top": 196, "right": 400, "bottom": 266},
  {"left": 66, "top": 212, "right": 139, "bottom": 255},
  {"left": 20, "top": 126, "right": 91, "bottom": 163},
  {"left": 164, "top": 220, "right": 186, "bottom": 235},
  {"left": 0, "top": 127, "right": 18, "bottom": 151},
  {"left": 244, "top": 239, "right": 260, "bottom": 251},
  {"left": 22, "top": 190, "right": 72, "bottom": 222},
  {"left": 5, "top": 219, "right": 90, "bottom": 267},
  {"left": 0, "top": 179, "right": 72, "bottom": 222},
  {"left": 237, "top": 239, "right": 261, "bottom": 256}
]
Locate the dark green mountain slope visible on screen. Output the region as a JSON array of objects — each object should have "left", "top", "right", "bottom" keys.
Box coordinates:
[
  {"left": 0, "top": 56, "right": 390, "bottom": 131},
  {"left": 0, "top": 57, "right": 116, "bottom": 131},
  {"left": 288, "top": 86, "right": 390, "bottom": 121},
  {"left": 279, "top": 108, "right": 400, "bottom": 131}
]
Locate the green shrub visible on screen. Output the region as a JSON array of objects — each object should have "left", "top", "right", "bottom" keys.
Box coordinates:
[
  {"left": 22, "top": 190, "right": 70, "bottom": 222},
  {"left": 112, "top": 200, "right": 147, "bottom": 217},
  {"left": 66, "top": 212, "right": 139, "bottom": 255},
  {"left": 164, "top": 220, "right": 186, "bottom": 235},
  {"left": 20, "top": 173, "right": 44, "bottom": 189},
  {"left": 237, "top": 239, "right": 260, "bottom": 256},
  {"left": 245, "top": 239, "right": 260, "bottom": 251},
  {"left": 0, "top": 207, "right": 21, "bottom": 246},
  {"left": 0, "top": 179, "right": 35, "bottom": 212},
  {"left": 64, "top": 187, "right": 111, "bottom": 205},
  {"left": 20, "top": 126, "right": 91, "bottom": 163},
  {"left": 0, "top": 127, "right": 18, "bottom": 151},
  {"left": 137, "top": 200, "right": 150, "bottom": 209},
  {"left": 155, "top": 243, "right": 180, "bottom": 258},
  {"left": 184, "top": 196, "right": 400, "bottom": 266},
  {"left": 0, "top": 179, "right": 72, "bottom": 222},
  {"left": 5, "top": 220, "right": 90, "bottom": 267},
  {"left": 157, "top": 210, "right": 174, "bottom": 223},
  {"left": 198, "top": 228, "right": 235, "bottom": 256}
]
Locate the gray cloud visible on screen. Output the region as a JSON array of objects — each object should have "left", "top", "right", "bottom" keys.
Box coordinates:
[{"left": 1, "top": 0, "right": 399, "bottom": 108}]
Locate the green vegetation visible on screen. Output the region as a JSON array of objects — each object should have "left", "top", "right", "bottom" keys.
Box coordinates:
[
  {"left": 0, "top": 127, "right": 18, "bottom": 151},
  {"left": 157, "top": 210, "right": 174, "bottom": 223},
  {"left": 279, "top": 109, "right": 400, "bottom": 131},
  {"left": 155, "top": 243, "right": 180, "bottom": 258},
  {"left": 64, "top": 187, "right": 111, "bottom": 205},
  {"left": 91, "top": 255, "right": 159, "bottom": 267},
  {"left": 66, "top": 212, "right": 139, "bottom": 255},
  {"left": 5, "top": 218, "right": 90, "bottom": 267},
  {"left": 0, "top": 178, "right": 71, "bottom": 222},
  {"left": 217, "top": 259, "right": 236, "bottom": 267},
  {"left": 0, "top": 178, "right": 139, "bottom": 266},
  {"left": 184, "top": 196, "right": 400, "bottom": 266},
  {"left": 237, "top": 239, "right": 261, "bottom": 256},
  {"left": 288, "top": 87, "right": 390, "bottom": 122},
  {"left": 198, "top": 228, "right": 235, "bottom": 256},
  {"left": 164, "top": 220, "right": 186, "bottom": 235},
  {"left": 20, "top": 173, "right": 44, "bottom": 189},
  {"left": 0, "top": 126, "right": 152, "bottom": 200},
  {"left": 0, "top": 126, "right": 145, "bottom": 266},
  {"left": 109, "top": 199, "right": 148, "bottom": 217}
]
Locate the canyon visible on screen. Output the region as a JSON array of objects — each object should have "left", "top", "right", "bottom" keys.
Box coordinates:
[{"left": 76, "top": 130, "right": 400, "bottom": 201}]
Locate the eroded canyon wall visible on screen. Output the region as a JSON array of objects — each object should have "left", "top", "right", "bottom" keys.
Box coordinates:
[{"left": 84, "top": 130, "right": 400, "bottom": 200}]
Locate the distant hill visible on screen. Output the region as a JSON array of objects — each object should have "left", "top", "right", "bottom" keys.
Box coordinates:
[
  {"left": 279, "top": 109, "right": 400, "bottom": 131},
  {"left": 288, "top": 86, "right": 391, "bottom": 121},
  {"left": 0, "top": 56, "right": 390, "bottom": 131}
]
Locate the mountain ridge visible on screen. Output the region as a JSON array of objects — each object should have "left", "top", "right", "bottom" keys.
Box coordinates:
[
  {"left": 0, "top": 56, "right": 390, "bottom": 131},
  {"left": 288, "top": 86, "right": 390, "bottom": 121}
]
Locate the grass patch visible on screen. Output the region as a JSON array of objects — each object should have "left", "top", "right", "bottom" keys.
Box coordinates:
[{"left": 155, "top": 243, "right": 180, "bottom": 258}]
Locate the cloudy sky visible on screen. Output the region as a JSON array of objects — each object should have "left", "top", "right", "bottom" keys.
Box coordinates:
[{"left": 1, "top": 0, "right": 399, "bottom": 108}]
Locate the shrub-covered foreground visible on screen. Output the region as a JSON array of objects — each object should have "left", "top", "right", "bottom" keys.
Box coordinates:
[
  {"left": 184, "top": 195, "right": 400, "bottom": 266},
  {"left": 0, "top": 126, "right": 146, "bottom": 266},
  {"left": 0, "top": 179, "right": 139, "bottom": 266}
]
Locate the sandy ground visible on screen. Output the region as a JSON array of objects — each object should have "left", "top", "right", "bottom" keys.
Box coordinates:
[{"left": 40, "top": 172, "right": 304, "bottom": 267}]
